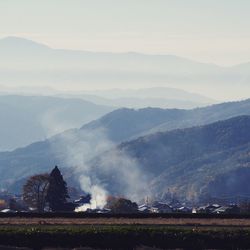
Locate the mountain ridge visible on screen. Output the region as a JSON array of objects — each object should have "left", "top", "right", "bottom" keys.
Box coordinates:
[
  {"left": 0, "top": 95, "right": 113, "bottom": 151},
  {"left": 81, "top": 98, "right": 250, "bottom": 142},
  {"left": 0, "top": 99, "right": 250, "bottom": 199},
  {"left": 1, "top": 36, "right": 250, "bottom": 100}
]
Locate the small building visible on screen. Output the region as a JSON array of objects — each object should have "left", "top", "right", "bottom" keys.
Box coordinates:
[
  {"left": 213, "top": 205, "right": 240, "bottom": 214},
  {"left": 197, "top": 204, "right": 221, "bottom": 213},
  {"left": 1, "top": 209, "right": 15, "bottom": 213},
  {"left": 150, "top": 202, "right": 173, "bottom": 213},
  {"left": 73, "top": 194, "right": 91, "bottom": 206},
  {"left": 138, "top": 204, "right": 151, "bottom": 213},
  {"left": 176, "top": 206, "right": 192, "bottom": 213}
]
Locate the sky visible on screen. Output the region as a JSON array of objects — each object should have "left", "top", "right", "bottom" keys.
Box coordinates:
[{"left": 0, "top": 0, "right": 250, "bottom": 66}]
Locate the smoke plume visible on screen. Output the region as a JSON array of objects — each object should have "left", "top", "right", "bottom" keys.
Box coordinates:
[{"left": 48, "top": 125, "right": 150, "bottom": 211}]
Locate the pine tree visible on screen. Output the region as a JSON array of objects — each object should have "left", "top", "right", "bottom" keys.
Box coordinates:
[{"left": 46, "top": 166, "right": 69, "bottom": 211}]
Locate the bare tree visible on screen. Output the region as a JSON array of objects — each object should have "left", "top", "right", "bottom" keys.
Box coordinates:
[{"left": 23, "top": 173, "right": 50, "bottom": 212}]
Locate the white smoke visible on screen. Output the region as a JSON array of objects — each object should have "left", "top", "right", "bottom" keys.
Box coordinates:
[
  {"left": 45, "top": 117, "right": 150, "bottom": 211},
  {"left": 75, "top": 176, "right": 107, "bottom": 211}
]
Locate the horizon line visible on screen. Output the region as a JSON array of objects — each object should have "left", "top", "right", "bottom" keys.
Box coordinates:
[{"left": 1, "top": 36, "right": 249, "bottom": 68}]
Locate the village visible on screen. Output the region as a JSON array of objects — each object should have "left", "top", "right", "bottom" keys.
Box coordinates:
[
  {"left": 0, "top": 166, "right": 247, "bottom": 215},
  {"left": 0, "top": 190, "right": 243, "bottom": 215}
]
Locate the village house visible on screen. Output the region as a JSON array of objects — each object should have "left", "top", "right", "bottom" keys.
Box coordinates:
[{"left": 150, "top": 202, "right": 173, "bottom": 213}]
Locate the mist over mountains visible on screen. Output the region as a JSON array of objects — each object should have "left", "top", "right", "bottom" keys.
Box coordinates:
[
  {"left": 1, "top": 36, "right": 250, "bottom": 100},
  {"left": 0, "top": 95, "right": 113, "bottom": 151},
  {"left": 0, "top": 85, "right": 215, "bottom": 110},
  {"left": 61, "top": 87, "right": 214, "bottom": 109},
  {"left": 82, "top": 98, "right": 250, "bottom": 142},
  {"left": 0, "top": 87, "right": 216, "bottom": 151},
  {"left": 0, "top": 99, "right": 250, "bottom": 201},
  {"left": 1, "top": 36, "right": 250, "bottom": 202}
]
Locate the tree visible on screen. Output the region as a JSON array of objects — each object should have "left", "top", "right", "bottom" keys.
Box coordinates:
[
  {"left": 23, "top": 174, "right": 50, "bottom": 212},
  {"left": 46, "top": 166, "right": 69, "bottom": 211},
  {"left": 107, "top": 197, "right": 138, "bottom": 213}
]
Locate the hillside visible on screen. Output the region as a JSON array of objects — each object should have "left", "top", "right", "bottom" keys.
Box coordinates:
[
  {"left": 82, "top": 98, "right": 250, "bottom": 142},
  {"left": 0, "top": 95, "right": 113, "bottom": 151},
  {"left": 1, "top": 99, "right": 250, "bottom": 199},
  {"left": 119, "top": 116, "right": 250, "bottom": 201}
]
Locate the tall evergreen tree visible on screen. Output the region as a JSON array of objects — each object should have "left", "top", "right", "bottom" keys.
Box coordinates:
[{"left": 46, "top": 166, "right": 69, "bottom": 211}]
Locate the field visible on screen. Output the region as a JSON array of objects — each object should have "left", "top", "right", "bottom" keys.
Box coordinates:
[
  {"left": 2, "top": 216, "right": 250, "bottom": 227},
  {"left": 1, "top": 214, "right": 250, "bottom": 249}
]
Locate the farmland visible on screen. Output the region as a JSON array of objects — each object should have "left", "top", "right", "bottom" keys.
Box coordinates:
[
  {"left": 0, "top": 215, "right": 250, "bottom": 249},
  {"left": 1, "top": 216, "right": 250, "bottom": 227}
]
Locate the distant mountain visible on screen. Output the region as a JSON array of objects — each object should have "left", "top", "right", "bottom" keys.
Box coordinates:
[
  {"left": 83, "top": 96, "right": 209, "bottom": 109},
  {"left": 119, "top": 116, "right": 250, "bottom": 201},
  {"left": 82, "top": 98, "right": 250, "bottom": 142},
  {"left": 1, "top": 36, "right": 250, "bottom": 99},
  {"left": 59, "top": 87, "right": 215, "bottom": 109},
  {"left": 4, "top": 115, "right": 250, "bottom": 201},
  {"left": 145, "top": 98, "right": 250, "bottom": 135},
  {"left": 0, "top": 95, "right": 113, "bottom": 151},
  {"left": 0, "top": 85, "right": 216, "bottom": 109},
  {"left": 82, "top": 107, "right": 187, "bottom": 143},
  {"left": 1, "top": 99, "right": 250, "bottom": 196},
  {"left": 80, "top": 87, "right": 214, "bottom": 102},
  {"left": 0, "top": 36, "right": 49, "bottom": 52}
]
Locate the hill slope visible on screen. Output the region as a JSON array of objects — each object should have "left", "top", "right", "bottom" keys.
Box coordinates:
[
  {"left": 1, "top": 100, "right": 250, "bottom": 199},
  {"left": 0, "top": 95, "right": 113, "bottom": 151},
  {"left": 119, "top": 116, "right": 250, "bottom": 201},
  {"left": 82, "top": 98, "right": 250, "bottom": 142}
]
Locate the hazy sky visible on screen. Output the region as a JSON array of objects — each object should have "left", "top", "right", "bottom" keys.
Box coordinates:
[{"left": 0, "top": 0, "right": 250, "bottom": 65}]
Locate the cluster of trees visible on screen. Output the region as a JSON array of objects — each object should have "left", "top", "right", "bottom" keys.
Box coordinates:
[
  {"left": 22, "top": 166, "right": 139, "bottom": 213},
  {"left": 23, "top": 166, "right": 74, "bottom": 212},
  {"left": 106, "top": 196, "right": 138, "bottom": 213}
]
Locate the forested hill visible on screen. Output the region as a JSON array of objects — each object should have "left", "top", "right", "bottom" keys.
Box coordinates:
[
  {"left": 118, "top": 115, "right": 250, "bottom": 200},
  {"left": 0, "top": 99, "right": 250, "bottom": 199},
  {"left": 82, "top": 98, "right": 250, "bottom": 142}
]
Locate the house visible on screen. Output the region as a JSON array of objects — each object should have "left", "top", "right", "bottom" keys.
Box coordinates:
[
  {"left": 150, "top": 202, "right": 173, "bottom": 213},
  {"left": 176, "top": 206, "right": 192, "bottom": 213},
  {"left": 73, "top": 194, "right": 91, "bottom": 206},
  {"left": 138, "top": 204, "right": 151, "bottom": 213},
  {"left": 1, "top": 209, "right": 15, "bottom": 213},
  {"left": 197, "top": 204, "right": 221, "bottom": 213},
  {"left": 213, "top": 205, "right": 240, "bottom": 214}
]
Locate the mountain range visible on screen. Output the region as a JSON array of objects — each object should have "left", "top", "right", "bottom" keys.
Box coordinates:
[
  {"left": 82, "top": 98, "right": 250, "bottom": 142},
  {"left": 0, "top": 85, "right": 215, "bottom": 110},
  {"left": 0, "top": 86, "right": 218, "bottom": 151},
  {"left": 0, "top": 98, "right": 250, "bottom": 201},
  {"left": 56, "top": 87, "right": 215, "bottom": 109},
  {"left": 1, "top": 36, "right": 250, "bottom": 100}
]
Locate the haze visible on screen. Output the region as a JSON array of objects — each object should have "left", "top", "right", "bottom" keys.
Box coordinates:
[
  {"left": 0, "top": 0, "right": 250, "bottom": 100},
  {"left": 1, "top": 0, "right": 250, "bottom": 65}
]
